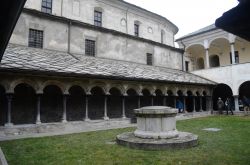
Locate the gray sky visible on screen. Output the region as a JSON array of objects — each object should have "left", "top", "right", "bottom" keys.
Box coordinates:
[{"left": 124, "top": 0, "right": 238, "bottom": 39}]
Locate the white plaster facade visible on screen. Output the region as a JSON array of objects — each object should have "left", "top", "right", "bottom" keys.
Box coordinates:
[
  {"left": 23, "top": 0, "right": 178, "bottom": 46},
  {"left": 9, "top": 0, "right": 182, "bottom": 70},
  {"left": 177, "top": 24, "right": 250, "bottom": 111}
]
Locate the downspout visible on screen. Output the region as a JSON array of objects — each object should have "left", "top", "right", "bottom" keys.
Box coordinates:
[
  {"left": 180, "top": 40, "right": 186, "bottom": 71},
  {"left": 68, "top": 20, "right": 72, "bottom": 54},
  {"left": 126, "top": 7, "right": 129, "bottom": 34},
  {"left": 61, "top": 0, "right": 64, "bottom": 16},
  {"left": 125, "top": 7, "right": 129, "bottom": 61}
]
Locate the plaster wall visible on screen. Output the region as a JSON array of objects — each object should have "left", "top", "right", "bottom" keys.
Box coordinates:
[
  {"left": 24, "top": 0, "right": 176, "bottom": 46},
  {"left": 10, "top": 13, "right": 182, "bottom": 70},
  {"left": 191, "top": 63, "right": 250, "bottom": 95}
]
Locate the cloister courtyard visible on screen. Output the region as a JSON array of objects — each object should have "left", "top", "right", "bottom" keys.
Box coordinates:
[{"left": 0, "top": 115, "right": 249, "bottom": 165}]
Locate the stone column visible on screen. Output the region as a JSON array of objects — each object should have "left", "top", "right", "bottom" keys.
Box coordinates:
[
  {"left": 234, "top": 95, "right": 240, "bottom": 112},
  {"left": 62, "top": 95, "right": 68, "bottom": 123},
  {"left": 173, "top": 96, "right": 177, "bottom": 108},
  {"left": 183, "top": 96, "right": 186, "bottom": 113},
  {"left": 200, "top": 97, "right": 203, "bottom": 111},
  {"left": 5, "top": 94, "right": 13, "bottom": 127},
  {"left": 103, "top": 95, "right": 109, "bottom": 120},
  {"left": 122, "top": 95, "right": 126, "bottom": 119},
  {"left": 84, "top": 94, "right": 90, "bottom": 121},
  {"left": 206, "top": 96, "right": 212, "bottom": 111},
  {"left": 151, "top": 96, "right": 154, "bottom": 106},
  {"left": 205, "top": 49, "right": 210, "bottom": 69},
  {"left": 163, "top": 96, "right": 167, "bottom": 106},
  {"left": 193, "top": 97, "right": 196, "bottom": 112},
  {"left": 36, "top": 94, "right": 42, "bottom": 124},
  {"left": 138, "top": 95, "right": 141, "bottom": 108},
  {"left": 230, "top": 43, "right": 236, "bottom": 64}
]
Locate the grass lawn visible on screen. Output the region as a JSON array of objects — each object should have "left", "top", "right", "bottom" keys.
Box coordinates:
[{"left": 0, "top": 116, "right": 250, "bottom": 165}]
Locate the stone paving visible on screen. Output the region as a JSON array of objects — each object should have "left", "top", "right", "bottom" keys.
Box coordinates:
[{"left": 0, "top": 111, "right": 212, "bottom": 142}]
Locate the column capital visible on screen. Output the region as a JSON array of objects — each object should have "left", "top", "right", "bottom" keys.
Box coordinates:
[
  {"left": 6, "top": 93, "right": 13, "bottom": 99},
  {"left": 86, "top": 92, "right": 92, "bottom": 96}
]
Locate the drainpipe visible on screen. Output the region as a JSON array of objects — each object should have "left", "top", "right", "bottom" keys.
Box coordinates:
[
  {"left": 181, "top": 40, "right": 186, "bottom": 71},
  {"left": 125, "top": 7, "right": 129, "bottom": 34},
  {"left": 68, "top": 20, "right": 72, "bottom": 54},
  {"left": 61, "top": 0, "right": 64, "bottom": 17}
]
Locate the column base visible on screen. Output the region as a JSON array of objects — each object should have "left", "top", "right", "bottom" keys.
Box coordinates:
[
  {"left": 36, "top": 121, "right": 42, "bottom": 125},
  {"left": 103, "top": 116, "right": 109, "bottom": 121},
  {"left": 62, "top": 119, "right": 68, "bottom": 123},
  {"left": 84, "top": 118, "right": 91, "bottom": 122},
  {"left": 4, "top": 123, "right": 13, "bottom": 127},
  {"left": 122, "top": 116, "right": 127, "bottom": 120}
]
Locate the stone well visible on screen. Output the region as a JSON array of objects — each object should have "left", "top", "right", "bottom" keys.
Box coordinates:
[
  {"left": 116, "top": 106, "right": 198, "bottom": 150},
  {"left": 134, "top": 106, "right": 179, "bottom": 139}
]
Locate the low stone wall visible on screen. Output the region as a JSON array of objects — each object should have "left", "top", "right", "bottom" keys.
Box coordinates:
[{"left": 0, "top": 147, "right": 8, "bottom": 165}]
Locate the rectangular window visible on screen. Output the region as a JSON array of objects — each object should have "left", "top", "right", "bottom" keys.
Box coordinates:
[
  {"left": 185, "top": 61, "right": 189, "bottom": 72},
  {"left": 147, "top": 53, "right": 153, "bottom": 65},
  {"left": 41, "top": 0, "right": 52, "bottom": 14},
  {"left": 230, "top": 51, "right": 239, "bottom": 64},
  {"left": 134, "top": 24, "right": 139, "bottom": 37},
  {"left": 94, "top": 11, "right": 102, "bottom": 27},
  {"left": 28, "top": 29, "right": 43, "bottom": 48},
  {"left": 85, "top": 39, "right": 96, "bottom": 56}
]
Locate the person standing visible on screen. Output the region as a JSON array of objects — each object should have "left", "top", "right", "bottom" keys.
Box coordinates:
[
  {"left": 217, "top": 97, "right": 224, "bottom": 114},
  {"left": 225, "top": 97, "right": 234, "bottom": 115},
  {"left": 242, "top": 96, "right": 250, "bottom": 115}
]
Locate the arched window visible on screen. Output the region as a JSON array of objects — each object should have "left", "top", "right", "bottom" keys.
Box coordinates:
[
  {"left": 197, "top": 58, "right": 205, "bottom": 70},
  {"left": 209, "top": 55, "right": 220, "bottom": 68}
]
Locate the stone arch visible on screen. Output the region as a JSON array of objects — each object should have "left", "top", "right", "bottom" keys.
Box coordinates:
[
  {"left": 108, "top": 87, "right": 122, "bottom": 119},
  {"left": 166, "top": 89, "right": 175, "bottom": 107},
  {"left": 89, "top": 82, "right": 107, "bottom": 94},
  {"left": 89, "top": 86, "right": 105, "bottom": 120},
  {"left": 176, "top": 90, "right": 185, "bottom": 112},
  {"left": 197, "top": 58, "right": 205, "bottom": 70},
  {"left": 186, "top": 44, "right": 206, "bottom": 71},
  {"left": 209, "top": 55, "right": 220, "bottom": 67},
  {"left": 41, "top": 80, "right": 66, "bottom": 94},
  {"left": 126, "top": 88, "right": 138, "bottom": 118},
  {"left": 186, "top": 43, "right": 205, "bottom": 51},
  {"left": 0, "top": 85, "right": 6, "bottom": 125},
  {"left": 0, "top": 82, "right": 8, "bottom": 93},
  {"left": 208, "top": 37, "right": 230, "bottom": 48},
  {"left": 186, "top": 90, "right": 194, "bottom": 112},
  {"left": 109, "top": 84, "right": 125, "bottom": 95},
  {"left": 239, "top": 81, "right": 250, "bottom": 110},
  {"left": 154, "top": 89, "right": 164, "bottom": 106},
  {"left": 12, "top": 83, "right": 36, "bottom": 124},
  {"left": 67, "top": 85, "right": 86, "bottom": 121},
  {"left": 65, "top": 82, "right": 86, "bottom": 95},
  {"left": 126, "top": 85, "right": 140, "bottom": 95},
  {"left": 141, "top": 88, "right": 152, "bottom": 107},
  {"left": 10, "top": 79, "right": 38, "bottom": 93},
  {"left": 212, "top": 84, "right": 233, "bottom": 110},
  {"left": 41, "top": 85, "right": 63, "bottom": 123}
]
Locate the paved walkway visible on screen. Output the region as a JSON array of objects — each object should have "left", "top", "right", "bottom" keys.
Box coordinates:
[{"left": 0, "top": 111, "right": 212, "bottom": 142}]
